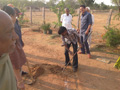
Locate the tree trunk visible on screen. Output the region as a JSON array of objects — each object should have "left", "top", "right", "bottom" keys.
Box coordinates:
[
  {"left": 107, "top": 9, "right": 113, "bottom": 26},
  {"left": 119, "top": 7, "right": 120, "bottom": 12},
  {"left": 119, "top": 0, "right": 120, "bottom": 12},
  {"left": 42, "top": 7, "right": 45, "bottom": 24}
]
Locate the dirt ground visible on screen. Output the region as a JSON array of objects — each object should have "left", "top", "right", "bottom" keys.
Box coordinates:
[{"left": 22, "top": 12, "right": 120, "bottom": 90}]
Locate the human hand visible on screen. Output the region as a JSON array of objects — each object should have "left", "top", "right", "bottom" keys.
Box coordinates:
[
  {"left": 22, "top": 42, "right": 24, "bottom": 47},
  {"left": 17, "top": 80, "right": 25, "bottom": 90},
  {"left": 69, "top": 51, "right": 74, "bottom": 56},
  {"left": 85, "top": 31, "right": 89, "bottom": 35},
  {"left": 77, "top": 28, "right": 80, "bottom": 33},
  {"left": 78, "top": 43, "right": 82, "bottom": 48}
]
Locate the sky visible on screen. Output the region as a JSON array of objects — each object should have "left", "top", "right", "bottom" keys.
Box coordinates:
[
  {"left": 95, "top": 0, "right": 113, "bottom": 5},
  {"left": 45, "top": 0, "right": 113, "bottom": 5},
  {"left": 31, "top": 0, "right": 114, "bottom": 6}
]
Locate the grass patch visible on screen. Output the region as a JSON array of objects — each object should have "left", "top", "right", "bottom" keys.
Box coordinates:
[
  {"left": 91, "top": 44, "right": 120, "bottom": 55},
  {"left": 50, "top": 34, "right": 60, "bottom": 39}
]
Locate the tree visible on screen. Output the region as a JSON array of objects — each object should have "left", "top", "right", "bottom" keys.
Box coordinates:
[
  {"left": 46, "top": 0, "right": 58, "bottom": 8},
  {"left": 65, "top": 0, "right": 79, "bottom": 9},
  {"left": 51, "top": 0, "right": 76, "bottom": 27},
  {"left": 100, "top": 2, "right": 109, "bottom": 10},
  {"left": 112, "top": 0, "right": 120, "bottom": 12},
  {"left": 93, "top": 3, "right": 100, "bottom": 10},
  {"left": 77, "top": 0, "right": 95, "bottom": 6}
]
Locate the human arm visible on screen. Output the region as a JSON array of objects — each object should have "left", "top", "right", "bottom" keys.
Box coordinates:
[
  {"left": 60, "top": 14, "right": 63, "bottom": 23},
  {"left": 72, "top": 29, "right": 82, "bottom": 48},
  {"left": 92, "top": 15, "right": 94, "bottom": 25},
  {"left": 61, "top": 36, "right": 73, "bottom": 55},
  {"left": 85, "top": 24, "right": 92, "bottom": 35},
  {"left": 85, "top": 14, "right": 92, "bottom": 35},
  {"left": 13, "top": 68, "right": 25, "bottom": 90}
]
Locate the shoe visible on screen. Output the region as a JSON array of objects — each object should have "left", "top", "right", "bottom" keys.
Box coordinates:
[
  {"left": 78, "top": 52, "right": 85, "bottom": 54},
  {"left": 88, "top": 54, "right": 91, "bottom": 58},
  {"left": 73, "top": 68, "right": 78, "bottom": 72},
  {"left": 65, "top": 63, "right": 71, "bottom": 66},
  {"left": 22, "top": 71, "right": 28, "bottom": 76}
]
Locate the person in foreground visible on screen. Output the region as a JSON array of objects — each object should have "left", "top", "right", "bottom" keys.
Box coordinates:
[
  {"left": 58, "top": 26, "right": 81, "bottom": 72},
  {"left": 2, "top": 6, "right": 26, "bottom": 90},
  {"left": 0, "top": 10, "right": 18, "bottom": 90}
]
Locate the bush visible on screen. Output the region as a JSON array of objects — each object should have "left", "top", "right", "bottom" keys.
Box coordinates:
[
  {"left": 41, "top": 23, "right": 51, "bottom": 34},
  {"left": 103, "top": 26, "right": 120, "bottom": 47},
  {"left": 41, "top": 23, "right": 51, "bottom": 30}
]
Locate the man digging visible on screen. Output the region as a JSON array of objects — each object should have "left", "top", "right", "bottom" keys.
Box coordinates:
[{"left": 58, "top": 26, "right": 81, "bottom": 72}]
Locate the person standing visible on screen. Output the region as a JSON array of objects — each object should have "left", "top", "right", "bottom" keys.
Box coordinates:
[
  {"left": 61, "top": 8, "right": 72, "bottom": 29},
  {"left": 2, "top": 6, "right": 26, "bottom": 90},
  {"left": 14, "top": 7, "right": 28, "bottom": 75},
  {"left": 14, "top": 7, "right": 24, "bottom": 47},
  {"left": 78, "top": 5, "right": 92, "bottom": 58},
  {"left": 61, "top": 8, "right": 73, "bottom": 46},
  {"left": 58, "top": 26, "right": 81, "bottom": 72},
  {"left": 86, "top": 7, "right": 94, "bottom": 48},
  {"left": 0, "top": 10, "right": 18, "bottom": 90}
]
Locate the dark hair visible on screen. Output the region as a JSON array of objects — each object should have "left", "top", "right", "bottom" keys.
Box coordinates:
[
  {"left": 58, "top": 26, "right": 67, "bottom": 35},
  {"left": 2, "top": 6, "right": 15, "bottom": 16},
  {"left": 14, "top": 7, "right": 20, "bottom": 14},
  {"left": 80, "top": 5, "right": 86, "bottom": 9}
]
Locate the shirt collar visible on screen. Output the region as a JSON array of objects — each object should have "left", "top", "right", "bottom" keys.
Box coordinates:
[
  {"left": 65, "top": 13, "right": 70, "bottom": 16},
  {"left": 82, "top": 11, "right": 87, "bottom": 16}
]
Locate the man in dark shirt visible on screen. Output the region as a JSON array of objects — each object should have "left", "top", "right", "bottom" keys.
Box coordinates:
[
  {"left": 78, "top": 5, "right": 92, "bottom": 58},
  {"left": 14, "top": 8, "right": 24, "bottom": 47},
  {"left": 14, "top": 8, "right": 28, "bottom": 75}
]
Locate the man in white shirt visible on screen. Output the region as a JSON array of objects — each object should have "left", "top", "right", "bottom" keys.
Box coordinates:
[
  {"left": 61, "top": 8, "right": 72, "bottom": 29},
  {"left": 86, "top": 7, "right": 94, "bottom": 48}
]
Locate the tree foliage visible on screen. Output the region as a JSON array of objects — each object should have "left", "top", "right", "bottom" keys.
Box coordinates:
[
  {"left": 112, "top": 0, "right": 120, "bottom": 12},
  {"left": 77, "top": 0, "right": 95, "bottom": 6},
  {"left": 51, "top": 0, "right": 77, "bottom": 27}
]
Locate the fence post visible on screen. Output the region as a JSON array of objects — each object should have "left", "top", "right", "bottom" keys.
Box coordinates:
[
  {"left": 58, "top": 8, "right": 60, "bottom": 26},
  {"left": 107, "top": 9, "right": 113, "bottom": 26},
  {"left": 42, "top": 7, "right": 45, "bottom": 24},
  {"left": 77, "top": 9, "right": 81, "bottom": 29},
  {"left": 30, "top": 6, "right": 32, "bottom": 24}
]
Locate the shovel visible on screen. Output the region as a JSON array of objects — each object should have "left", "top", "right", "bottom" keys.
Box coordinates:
[
  {"left": 62, "top": 31, "right": 92, "bottom": 72},
  {"left": 24, "top": 59, "right": 36, "bottom": 85}
]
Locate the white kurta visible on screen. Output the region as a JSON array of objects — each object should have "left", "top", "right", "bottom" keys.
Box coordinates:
[
  {"left": 60, "top": 14, "right": 72, "bottom": 29},
  {"left": 88, "top": 14, "right": 94, "bottom": 47}
]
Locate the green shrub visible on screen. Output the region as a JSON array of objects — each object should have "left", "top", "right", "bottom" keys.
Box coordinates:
[
  {"left": 41, "top": 23, "right": 51, "bottom": 34},
  {"left": 41, "top": 23, "right": 51, "bottom": 31},
  {"left": 103, "top": 26, "right": 120, "bottom": 47}
]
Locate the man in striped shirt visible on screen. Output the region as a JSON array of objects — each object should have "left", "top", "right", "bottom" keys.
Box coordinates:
[{"left": 58, "top": 26, "right": 81, "bottom": 72}]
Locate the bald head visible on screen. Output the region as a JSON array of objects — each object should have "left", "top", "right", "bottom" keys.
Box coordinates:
[
  {"left": 0, "top": 10, "right": 17, "bottom": 56},
  {"left": 0, "top": 10, "right": 13, "bottom": 32}
]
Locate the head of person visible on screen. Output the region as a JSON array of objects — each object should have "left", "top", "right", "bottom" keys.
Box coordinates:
[
  {"left": 80, "top": 5, "right": 86, "bottom": 14},
  {"left": 7, "top": 4, "right": 14, "bottom": 8},
  {"left": 86, "top": 7, "right": 90, "bottom": 12},
  {"left": 0, "top": 10, "right": 18, "bottom": 56},
  {"left": 2, "top": 6, "right": 16, "bottom": 24},
  {"left": 58, "top": 26, "right": 68, "bottom": 36},
  {"left": 14, "top": 7, "right": 21, "bottom": 18},
  {"left": 65, "top": 8, "right": 69, "bottom": 15}
]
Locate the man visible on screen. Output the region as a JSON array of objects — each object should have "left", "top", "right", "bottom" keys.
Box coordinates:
[
  {"left": 86, "top": 7, "right": 94, "bottom": 48},
  {"left": 0, "top": 10, "right": 18, "bottom": 90},
  {"left": 14, "top": 7, "right": 24, "bottom": 47},
  {"left": 14, "top": 8, "right": 27, "bottom": 75},
  {"left": 58, "top": 26, "right": 81, "bottom": 72},
  {"left": 61, "top": 8, "right": 72, "bottom": 46},
  {"left": 78, "top": 5, "right": 92, "bottom": 58},
  {"left": 61, "top": 8, "right": 72, "bottom": 29}
]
